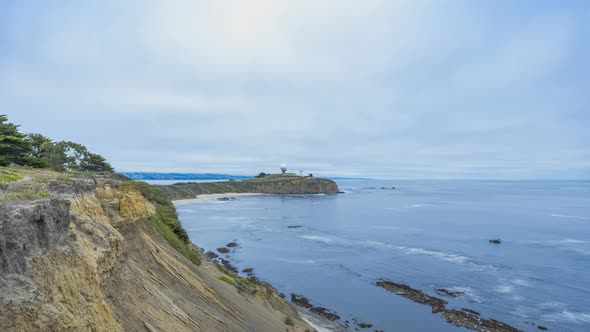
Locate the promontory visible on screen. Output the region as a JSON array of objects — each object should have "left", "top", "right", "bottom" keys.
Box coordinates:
[{"left": 159, "top": 174, "right": 340, "bottom": 201}]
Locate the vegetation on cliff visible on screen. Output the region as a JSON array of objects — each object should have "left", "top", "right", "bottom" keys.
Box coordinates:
[
  {"left": 121, "top": 180, "right": 200, "bottom": 266},
  {"left": 160, "top": 174, "right": 340, "bottom": 200}
]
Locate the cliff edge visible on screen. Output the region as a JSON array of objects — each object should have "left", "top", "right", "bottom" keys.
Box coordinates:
[
  {"left": 160, "top": 174, "right": 340, "bottom": 200},
  {"left": 0, "top": 168, "right": 312, "bottom": 332}
]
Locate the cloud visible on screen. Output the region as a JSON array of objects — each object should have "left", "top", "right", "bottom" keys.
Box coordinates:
[{"left": 0, "top": 0, "right": 589, "bottom": 178}]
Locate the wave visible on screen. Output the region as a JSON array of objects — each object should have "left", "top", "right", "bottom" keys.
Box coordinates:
[
  {"left": 543, "top": 311, "right": 590, "bottom": 323},
  {"left": 511, "top": 278, "right": 530, "bottom": 286},
  {"left": 445, "top": 286, "right": 483, "bottom": 303},
  {"left": 275, "top": 258, "right": 316, "bottom": 265},
  {"left": 494, "top": 285, "right": 514, "bottom": 294},
  {"left": 365, "top": 241, "right": 470, "bottom": 264},
  {"left": 408, "top": 204, "right": 428, "bottom": 208},
  {"left": 370, "top": 226, "right": 400, "bottom": 230},
  {"left": 551, "top": 214, "right": 587, "bottom": 220},
  {"left": 299, "top": 235, "right": 334, "bottom": 244},
  {"left": 549, "top": 238, "right": 590, "bottom": 244}
]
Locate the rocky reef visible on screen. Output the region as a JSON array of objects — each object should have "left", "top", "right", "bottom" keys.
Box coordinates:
[
  {"left": 159, "top": 174, "right": 339, "bottom": 200},
  {"left": 0, "top": 168, "right": 312, "bottom": 332},
  {"left": 375, "top": 280, "right": 523, "bottom": 332}
]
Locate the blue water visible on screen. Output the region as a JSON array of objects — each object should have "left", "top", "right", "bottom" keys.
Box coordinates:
[{"left": 175, "top": 180, "right": 590, "bottom": 331}]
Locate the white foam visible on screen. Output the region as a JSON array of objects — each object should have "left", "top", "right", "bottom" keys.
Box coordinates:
[
  {"left": 408, "top": 204, "right": 427, "bottom": 208},
  {"left": 445, "top": 286, "right": 483, "bottom": 303},
  {"left": 550, "top": 238, "right": 590, "bottom": 244},
  {"left": 277, "top": 258, "right": 316, "bottom": 265},
  {"left": 297, "top": 309, "right": 341, "bottom": 332},
  {"left": 551, "top": 214, "right": 587, "bottom": 220},
  {"left": 299, "top": 235, "right": 334, "bottom": 244},
  {"left": 511, "top": 278, "right": 530, "bottom": 286},
  {"left": 543, "top": 311, "right": 590, "bottom": 323},
  {"left": 365, "top": 241, "right": 470, "bottom": 264},
  {"left": 495, "top": 285, "right": 514, "bottom": 294},
  {"left": 402, "top": 247, "right": 469, "bottom": 263},
  {"left": 370, "top": 226, "right": 400, "bottom": 230}
]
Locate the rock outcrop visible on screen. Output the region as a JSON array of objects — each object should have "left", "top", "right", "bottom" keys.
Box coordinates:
[{"left": 0, "top": 169, "right": 311, "bottom": 331}]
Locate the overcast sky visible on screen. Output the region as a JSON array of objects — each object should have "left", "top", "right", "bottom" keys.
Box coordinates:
[{"left": 1, "top": 1, "right": 589, "bottom": 178}]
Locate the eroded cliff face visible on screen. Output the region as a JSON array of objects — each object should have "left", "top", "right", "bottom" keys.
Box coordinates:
[{"left": 0, "top": 170, "right": 311, "bottom": 332}]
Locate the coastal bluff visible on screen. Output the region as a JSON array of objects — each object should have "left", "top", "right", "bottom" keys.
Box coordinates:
[
  {"left": 0, "top": 168, "right": 312, "bottom": 332},
  {"left": 159, "top": 174, "right": 340, "bottom": 200}
]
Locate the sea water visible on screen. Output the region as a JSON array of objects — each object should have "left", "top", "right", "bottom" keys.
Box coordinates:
[{"left": 173, "top": 180, "right": 590, "bottom": 331}]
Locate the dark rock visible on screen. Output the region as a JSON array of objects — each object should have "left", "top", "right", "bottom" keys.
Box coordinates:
[
  {"left": 216, "top": 197, "right": 236, "bottom": 201},
  {"left": 489, "top": 239, "right": 502, "bottom": 244},
  {"left": 217, "top": 247, "right": 229, "bottom": 253},
  {"left": 242, "top": 268, "right": 254, "bottom": 274},
  {"left": 205, "top": 251, "right": 218, "bottom": 259},
  {"left": 226, "top": 242, "right": 238, "bottom": 248},
  {"left": 310, "top": 307, "right": 340, "bottom": 321},
  {"left": 375, "top": 280, "right": 447, "bottom": 313},
  {"left": 219, "top": 258, "right": 239, "bottom": 274},
  {"left": 537, "top": 326, "right": 548, "bottom": 331},
  {"left": 436, "top": 288, "right": 464, "bottom": 298},
  {"left": 461, "top": 308, "right": 480, "bottom": 316},
  {"left": 441, "top": 309, "right": 522, "bottom": 332},
  {"left": 376, "top": 280, "right": 521, "bottom": 332},
  {"left": 357, "top": 322, "right": 373, "bottom": 328},
  {"left": 291, "top": 294, "right": 313, "bottom": 309},
  {"left": 290, "top": 293, "right": 340, "bottom": 321},
  {"left": 287, "top": 225, "right": 303, "bottom": 228}
]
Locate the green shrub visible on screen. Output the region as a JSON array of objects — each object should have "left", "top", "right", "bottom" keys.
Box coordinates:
[
  {"left": 284, "top": 316, "right": 295, "bottom": 326},
  {"left": 218, "top": 275, "right": 235, "bottom": 285}
]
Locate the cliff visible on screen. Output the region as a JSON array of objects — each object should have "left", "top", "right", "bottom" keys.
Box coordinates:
[
  {"left": 160, "top": 174, "right": 340, "bottom": 200},
  {"left": 0, "top": 168, "right": 312, "bottom": 332}
]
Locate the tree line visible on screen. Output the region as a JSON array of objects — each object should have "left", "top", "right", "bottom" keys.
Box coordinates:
[{"left": 0, "top": 114, "right": 113, "bottom": 172}]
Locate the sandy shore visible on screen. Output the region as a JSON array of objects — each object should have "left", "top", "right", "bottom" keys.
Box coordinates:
[{"left": 173, "top": 193, "right": 268, "bottom": 204}]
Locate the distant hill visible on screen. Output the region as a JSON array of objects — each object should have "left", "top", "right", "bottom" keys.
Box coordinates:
[
  {"left": 159, "top": 174, "right": 340, "bottom": 200},
  {"left": 121, "top": 172, "right": 251, "bottom": 181}
]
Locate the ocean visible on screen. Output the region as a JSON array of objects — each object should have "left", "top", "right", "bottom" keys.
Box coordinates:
[{"left": 171, "top": 180, "right": 590, "bottom": 331}]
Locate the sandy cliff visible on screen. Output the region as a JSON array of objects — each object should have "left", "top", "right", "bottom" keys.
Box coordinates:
[{"left": 0, "top": 169, "right": 312, "bottom": 332}]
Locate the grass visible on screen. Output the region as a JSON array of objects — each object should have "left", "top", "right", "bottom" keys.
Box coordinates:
[
  {"left": 0, "top": 168, "right": 24, "bottom": 186},
  {"left": 217, "top": 275, "right": 235, "bottom": 285},
  {"left": 1, "top": 183, "right": 50, "bottom": 200},
  {"left": 284, "top": 316, "right": 295, "bottom": 326},
  {"left": 122, "top": 180, "right": 200, "bottom": 266}
]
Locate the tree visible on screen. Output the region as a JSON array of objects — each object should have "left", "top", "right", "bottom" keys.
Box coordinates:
[
  {"left": 80, "top": 153, "right": 113, "bottom": 172},
  {"left": 22, "top": 133, "right": 52, "bottom": 168},
  {"left": 42, "top": 141, "right": 113, "bottom": 172},
  {"left": 255, "top": 172, "right": 268, "bottom": 178},
  {"left": 0, "top": 115, "right": 31, "bottom": 166},
  {"left": 26, "top": 133, "right": 51, "bottom": 156},
  {"left": 0, "top": 115, "right": 113, "bottom": 172}
]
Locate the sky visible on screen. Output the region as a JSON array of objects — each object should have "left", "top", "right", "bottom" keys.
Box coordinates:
[{"left": 1, "top": 0, "right": 589, "bottom": 179}]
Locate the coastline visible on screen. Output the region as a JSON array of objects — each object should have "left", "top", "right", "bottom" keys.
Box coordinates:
[{"left": 173, "top": 193, "right": 269, "bottom": 204}]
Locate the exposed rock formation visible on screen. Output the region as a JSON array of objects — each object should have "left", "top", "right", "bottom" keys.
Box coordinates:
[
  {"left": 375, "top": 279, "right": 522, "bottom": 332},
  {"left": 0, "top": 169, "right": 311, "bottom": 332}
]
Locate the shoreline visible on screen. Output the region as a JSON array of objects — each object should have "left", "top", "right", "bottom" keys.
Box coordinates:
[{"left": 172, "top": 193, "right": 269, "bottom": 204}]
